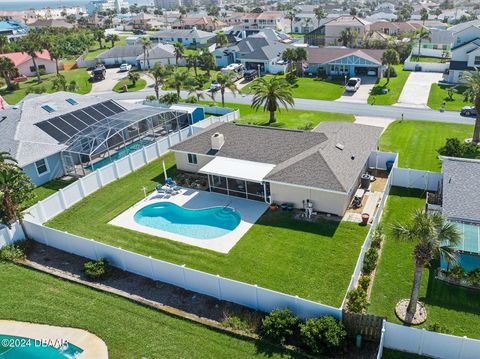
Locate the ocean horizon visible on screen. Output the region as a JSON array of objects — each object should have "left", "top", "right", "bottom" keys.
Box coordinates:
[{"left": 0, "top": 0, "right": 151, "bottom": 12}]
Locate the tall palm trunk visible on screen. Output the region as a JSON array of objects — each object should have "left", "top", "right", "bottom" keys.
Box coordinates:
[
  {"left": 176, "top": 86, "right": 181, "bottom": 99},
  {"left": 269, "top": 110, "right": 276, "bottom": 124},
  {"left": 473, "top": 95, "right": 480, "bottom": 144},
  {"left": 385, "top": 65, "right": 391, "bottom": 85},
  {"left": 2, "top": 71, "right": 12, "bottom": 89},
  {"left": 221, "top": 88, "right": 225, "bottom": 107},
  {"left": 55, "top": 58, "right": 59, "bottom": 74},
  {"left": 31, "top": 56, "right": 41, "bottom": 83},
  {"left": 405, "top": 259, "right": 424, "bottom": 323},
  {"left": 154, "top": 83, "right": 160, "bottom": 100},
  {"left": 2, "top": 191, "right": 17, "bottom": 224},
  {"left": 417, "top": 39, "right": 422, "bottom": 57}
]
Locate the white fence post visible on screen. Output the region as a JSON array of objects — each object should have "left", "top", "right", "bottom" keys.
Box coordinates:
[
  {"left": 78, "top": 178, "right": 86, "bottom": 198},
  {"left": 128, "top": 154, "right": 134, "bottom": 172},
  {"left": 37, "top": 202, "right": 48, "bottom": 224},
  {"left": 58, "top": 189, "right": 67, "bottom": 210},
  {"left": 418, "top": 329, "right": 426, "bottom": 355},
  {"left": 182, "top": 264, "right": 187, "bottom": 288},
  {"left": 254, "top": 284, "right": 259, "bottom": 310},
  {"left": 96, "top": 170, "right": 104, "bottom": 188},
  {"left": 113, "top": 161, "right": 120, "bottom": 179},
  {"left": 217, "top": 274, "right": 222, "bottom": 300}
]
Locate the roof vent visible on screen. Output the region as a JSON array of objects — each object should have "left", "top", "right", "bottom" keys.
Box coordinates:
[
  {"left": 335, "top": 143, "right": 344, "bottom": 150},
  {"left": 351, "top": 154, "right": 355, "bottom": 160},
  {"left": 211, "top": 132, "right": 225, "bottom": 151}
]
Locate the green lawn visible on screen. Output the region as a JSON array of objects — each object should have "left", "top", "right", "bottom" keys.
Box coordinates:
[
  {"left": 369, "top": 187, "right": 480, "bottom": 339},
  {"left": 84, "top": 36, "right": 128, "bottom": 61},
  {"left": 113, "top": 78, "right": 147, "bottom": 92},
  {"left": 379, "top": 120, "right": 474, "bottom": 171},
  {"left": 368, "top": 65, "right": 411, "bottom": 106},
  {"left": 242, "top": 76, "right": 345, "bottom": 101},
  {"left": 0, "top": 69, "right": 92, "bottom": 105},
  {"left": 164, "top": 67, "right": 215, "bottom": 91},
  {"left": 205, "top": 102, "right": 355, "bottom": 129},
  {"left": 410, "top": 56, "right": 447, "bottom": 63},
  {"left": 383, "top": 349, "right": 430, "bottom": 358},
  {"left": 22, "top": 178, "right": 77, "bottom": 209},
  {"left": 427, "top": 84, "right": 472, "bottom": 111},
  {"left": 0, "top": 263, "right": 299, "bottom": 359},
  {"left": 47, "top": 153, "right": 368, "bottom": 307}
]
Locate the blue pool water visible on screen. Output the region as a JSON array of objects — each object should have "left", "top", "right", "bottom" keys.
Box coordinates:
[
  {"left": 86, "top": 139, "right": 154, "bottom": 171},
  {"left": 134, "top": 202, "right": 241, "bottom": 239},
  {"left": 0, "top": 335, "right": 83, "bottom": 358}
]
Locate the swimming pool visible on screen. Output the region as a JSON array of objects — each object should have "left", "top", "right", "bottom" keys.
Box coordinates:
[
  {"left": 0, "top": 335, "right": 83, "bottom": 358},
  {"left": 134, "top": 202, "right": 241, "bottom": 239},
  {"left": 86, "top": 139, "right": 154, "bottom": 171}
]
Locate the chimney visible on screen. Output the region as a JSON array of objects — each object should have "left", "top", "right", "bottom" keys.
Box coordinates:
[{"left": 211, "top": 132, "right": 225, "bottom": 151}]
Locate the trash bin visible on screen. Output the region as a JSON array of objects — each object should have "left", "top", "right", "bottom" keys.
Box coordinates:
[
  {"left": 386, "top": 160, "right": 394, "bottom": 174},
  {"left": 360, "top": 174, "right": 371, "bottom": 189}
]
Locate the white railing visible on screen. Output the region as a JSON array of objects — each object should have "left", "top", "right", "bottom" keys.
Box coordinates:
[
  {"left": 0, "top": 223, "right": 25, "bottom": 248},
  {"left": 23, "top": 221, "right": 341, "bottom": 320},
  {"left": 391, "top": 167, "right": 442, "bottom": 192},
  {"left": 376, "top": 320, "right": 387, "bottom": 359}
]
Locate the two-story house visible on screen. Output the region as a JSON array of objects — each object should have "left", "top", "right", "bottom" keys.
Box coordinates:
[
  {"left": 446, "top": 25, "right": 480, "bottom": 83},
  {"left": 224, "top": 12, "right": 285, "bottom": 33},
  {"left": 150, "top": 28, "right": 216, "bottom": 48},
  {"left": 305, "top": 16, "right": 370, "bottom": 47}
]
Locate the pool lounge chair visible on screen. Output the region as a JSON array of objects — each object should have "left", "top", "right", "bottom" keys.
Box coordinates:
[
  {"left": 166, "top": 178, "right": 176, "bottom": 187},
  {"left": 156, "top": 185, "right": 165, "bottom": 194}
]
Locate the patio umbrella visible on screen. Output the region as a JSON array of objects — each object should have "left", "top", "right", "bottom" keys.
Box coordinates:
[{"left": 162, "top": 160, "right": 167, "bottom": 181}]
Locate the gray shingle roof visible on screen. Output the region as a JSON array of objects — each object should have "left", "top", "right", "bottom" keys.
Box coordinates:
[
  {"left": 96, "top": 44, "right": 144, "bottom": 59},
  {"left": 151, "top": 28, "right": 215, "bottom": 40},
  {"left": 236, "top": 35, "right": 291, "bottom": 61},
  {"left": 442, "top": 157, "right": 480, "bottom": 223}
]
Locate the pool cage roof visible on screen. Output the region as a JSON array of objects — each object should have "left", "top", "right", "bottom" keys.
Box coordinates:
[{"left": 63, "top": 106, "right": 188, "bottom": 158}]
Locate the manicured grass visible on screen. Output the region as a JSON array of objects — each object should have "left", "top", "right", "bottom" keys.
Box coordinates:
[
  {"left": 0, "top": 69, "right": 92, "bottom": 105},
  {"left": 84, "top": 36, "right": 128, "bottom": 61},
  {"left": 410, "top": 56, "right": 447, "bottom": 63},
  {"left": 369, "top": 187, "right": 480, "bottom": 339},
  {"left": 22, "top": 178, "right": 77, "bottom": 209},
  {"left": 383, "top": 349, "right": 430, "bottom": 358},
  {"left": 47, "top": 153, "right": 368, "bottom": 307},
  {"left": 113, "top": 78, "right": 147, "bottom": 92},
  {"left": 242, "top": 76, "right": 345, "bottom": 101},
  {"left": 368, "top": 65, "right": 410, "bottom": 106},
  {"left": 0, "top": 263, "right": 299, "bottom": 358},
  {"left": 286, "top": 33, "right": 305, "bottom": 39},
  {"left": 163, "top": 67, "right": 216, "bottom": 90},
  {"left": 427, "top": 84, "right": 472, "bottom": 111},
  {"left": 379, "top": 120, "right": 474, "bottom": 172},
  {"left": 205, "top": 102, "right": 355, "bottom": 129}
]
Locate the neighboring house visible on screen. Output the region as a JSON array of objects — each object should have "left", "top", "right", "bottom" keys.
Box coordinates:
[
  {"left": 129, "top": 12, "right": 161, "bottom": 30},
  {"left": 29, "top": 19, "right": 75, "bottom": 29},
  {"left": 416, "top": 28, "right": 454, "bottom": 57},
  {"left": 86, "top": 0, "right": 129, "bottom": 15},
  {"left": 150, "top": 28, "right": 216, "bottom": 47},
  {"left": 0, "top": 20, "right": 28, "bottom": 42},
  {"left": 0, "top": 92, "right": 189, "bottom": 186},
  {"left": 170, "top": 121, "right": 382, "bottom": 217},
  {"left": 306, "top": 47, "right": 386, "bottom": 77},
  {"left": 0, "top": 50, "right": 57, "bottom": 77},
  {"left": 224, "top": 12, "right": 285, "bottom": 32},
  {"left": 213, "top": 30, "right": 291, "bottom": 73},
  {"left": 154, "top": 0, "right": 181, "bottom": 11},
  {"left": 95, "top": 44, "right": 175, "bottom": 69},
  {"left": 365, "top": 12, "right": 398, "bottom": 22},
  {"left": 445, "top": 25, "right": 480, "bottom": 83},
  {"left": 305, "top": 16, "right": 371, "bottom": 47},
  {"left": 171, "top": 16, "right": 228, "bottom": 32},
  {"left": 369, "top": 21, "right": 422, "bottom": 37},
  {"left": 291, "top": 13, "right": 317, "bottom": 34}
]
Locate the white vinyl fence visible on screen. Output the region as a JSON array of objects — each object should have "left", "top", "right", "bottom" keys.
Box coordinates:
[
  {"left": 23, "top": 221, "right": 340, "bottom": 320},
  {"left": 0, "top": 223, "right": 25, "bottom": 248},
  {"left": 24, "top": 110, "right": 240, "bottom": 225},
  {"left": 391, "top": 167, "right": 442, "bottom": 192},
  {"left": 383, "top": 322, "right": 480, "bottom": 359}
]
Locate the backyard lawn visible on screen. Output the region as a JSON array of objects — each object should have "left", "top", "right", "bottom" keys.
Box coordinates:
[
  {"left": 47, "top": 153, "right": 368, "bottom": 307},
  {"left": 0, "top": 263, "right": 299, "bottom": 359},
  {"left": 379, "top": 120, "right": 474, "bottom": 171},
  {"left": 84, "top": 36, "right": 128, "bottom": 61},
  {"left": 410, "top": 56, "right": 447, "bottom": 63},
  {"left": 22, "top": 178, "right": 77, "bottom": 209},
  {"left": 113, "top": 78, "right": 147, "bottom": 92},
  {"left": 369, "top": 187, "right": 480, "bottom": 339},
  {"left": 0, "top": 69, "right": 92, "bottom": 105},
  {"left": 368, "top": 65, "right": 410, "bottom": 106},
  {"left": 241, "top": 76, "right": 345, "bottom": 101},
  {"left": 427, "top": 84, "right": 472, "bottom": 111}
]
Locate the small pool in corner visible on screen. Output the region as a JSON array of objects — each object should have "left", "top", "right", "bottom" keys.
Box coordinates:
[
  {"left": 134, "top": 202, "right": 241, "bottom": 239},
  {"left": 0, "top": 334, "right": 83, "bottom": 358}
]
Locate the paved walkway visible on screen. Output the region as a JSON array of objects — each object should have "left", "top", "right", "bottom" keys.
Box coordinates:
[
  {"left": 354, "top": 116, "right": 395, "bottom": 131},
  {"left": 396, "top": 72, "right": 443, "bottom": 108}
]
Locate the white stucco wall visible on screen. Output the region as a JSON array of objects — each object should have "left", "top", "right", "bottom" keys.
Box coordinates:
[
  {"left": 174, "top": 152, "right": 213, "bottom": 173},
  {"left": 17, "top": 57, "right": 57, "bottom": 77}
]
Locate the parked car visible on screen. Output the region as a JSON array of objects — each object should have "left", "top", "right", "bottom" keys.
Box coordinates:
[
  {"left": 244, "top": 69, "right": 258, "bottom": 81},
  {"left": 345, "top": 77, "right": 361, "bottom": 92},
  {"left": 460, "top": 106, "right": 477, "bottom": 117},
  {"left": 119, "top": 63, "right": 132, "bottom": 72},
  {"left": 133, "top": 29, "right": 146, "bottom": 35},
  {"left": 367, "top": 70, "right": 377, "bottom": 76},
  {"left": 210, "top": 80, "right": 221, "bottom": 91},
  {"left": 91, "top": 64, "right": 106, "bottom": 82}
]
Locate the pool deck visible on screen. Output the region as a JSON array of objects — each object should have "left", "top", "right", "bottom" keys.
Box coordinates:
[
  {"left": 0, "top": 320, "right": 108, "bottom": 358},
  {"left": 109, "top": 188, "right": 268, "bottom": 253}
]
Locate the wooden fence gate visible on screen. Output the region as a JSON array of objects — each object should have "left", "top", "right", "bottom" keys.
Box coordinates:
[{"left": 342, "top": 310, "right": 385, "bottom": 341}]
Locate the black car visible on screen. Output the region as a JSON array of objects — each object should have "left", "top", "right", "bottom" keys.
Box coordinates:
[
  {"left": 133, "top": 29, "right": 146, "bottom": 35},
  {"left": 460, "top": 106, "right": 477, "bottom": 117},
  {"left": 244, "top": 69, "right": 258, "bottom": 81}
]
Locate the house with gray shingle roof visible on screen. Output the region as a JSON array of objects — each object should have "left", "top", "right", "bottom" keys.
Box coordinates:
[
  {"left": 95, "top": 43, "right": 175, "bottom": 69},
  {"left": 150, "top": 28, "right": 216, "bottom": 47},
  {"left": 171, "top": 122, "right": 382, "bottom": 216}
]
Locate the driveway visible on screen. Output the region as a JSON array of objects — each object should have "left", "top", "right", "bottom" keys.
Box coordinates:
[
  {"left": 91, "top": 68, "right": 129, "bottom": 93},
  {"left": 354, "top": 116, "right": 394, "bottom": 133},
  {"left": 336, "top": 76, "right": 377, "bottom": 103},
  {"left": 395, "top": 72, "right": 443, "bottom": 108}
]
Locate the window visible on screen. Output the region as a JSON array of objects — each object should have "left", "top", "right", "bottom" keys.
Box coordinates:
[
  {"left": 38, "top": 65, "right": 45, "bottom": 70},
  {"left": 66, "top": 98, "right": 78, "bottom": 105},
  {"left": 187, "top": 153, "right": 197, "bottom": 164},
  {"left": 41, "top": 104, "right": 55, "bottom": 113},
  {"left": 475, "top": 56, "right": 480, "bottom": 65},
  {"left": 35, "top": 159, "right": 49, "bottom": 176}
]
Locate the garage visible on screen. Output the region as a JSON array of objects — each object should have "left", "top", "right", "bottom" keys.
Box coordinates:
[{"left": 355, "top": 67, "right": 378, "bottom": 76}]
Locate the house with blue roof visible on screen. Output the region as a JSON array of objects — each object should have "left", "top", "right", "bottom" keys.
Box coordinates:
[{"left": 0, "top": 20, "right": 28, "bottom": 42}]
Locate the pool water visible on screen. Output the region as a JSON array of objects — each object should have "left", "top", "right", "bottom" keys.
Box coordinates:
[
  {"left": 87, "top": 139, "right": 154, "bottom": 171},
  {"left": 0, "top": 335, "right": 83, "bottom": 358},
  {"left": 134, "top": 202, "right": 241, "bottom": 239}
]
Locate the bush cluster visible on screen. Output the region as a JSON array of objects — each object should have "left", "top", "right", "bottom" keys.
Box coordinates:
[
  {"left": 345, "top": 287, "right": 369, "bottom": 313},
  {"left": 83, "top": 258, "right": 111, "bottom": 280},
  {"left": 383, "top": 66, "right": 397, "bottom": 78},
  {"left": 362, "top": 248, "right": 378, "bottom": 275},
  {"left": 370, "top": 225, "right": 385, "bottom": 249},
  {"left": 358, "top": 275, "right": 371, "bottom": 291},
  {"left": 261, "top": 308, "right": 299, "bottom": 345},
  {"left": 0, "top": 240, "right": 30, "bottom": 262},
  {"left": 438, "top": 138, "right": 478, "bottom": 158},
  {"left": 444, "top": 266, "right": 480, "bottom": 286}
]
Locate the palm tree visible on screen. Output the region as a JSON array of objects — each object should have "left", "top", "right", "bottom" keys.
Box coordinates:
[
  {"left": 460, "top": 68, "right": 480, "bottom": 144},
  {"left": 251, "top": 77, "right": 294, "bottom": 124},
  {"left": 94, "top": 28, "right": 105, "bottom": 49},
  {"left": 0, "top": 57, "right": 16, "bottom": 89},
  {"left": 173, "top": 42, "right": 185, "bottom": 67},
  {"left": 282, "top": 48, "right": 297, "bottom": 74},
  {"left": 19, "top": 35, "right": 44, "bottom": 83},
  {"left": 0, "top": 35, "right": 9, "bottom": 54},
  {"left": 294, "top": 48, "right": 307, "bottom": 77},
  {"left": 106, "top": 33, "right": 120, "bottom": 48},
  {"left": 420, "top": 8, "right": 429, "bottom": 24},
  {"left": 339, "top": 29, "right": 353, "bottom": 47},
  {"left": 286, "top": 7, "right": 300, "bottom": 34},
  {"left": 140, "top": 37, "right": 151, "bottom": 70},
  {"left": 216, "top": 32, "right": 228, "bottom": 48},
  {"left": 381, "top": 48, "right": 400, "bottom": 85},
  {"left": 199, "top": 50, "right": 216, "bottom": 76},
  {"left": 0, "top": 151, "right": 18, "bottom": 166},
  {"left": 416, "top": 27, "right": 431, "bottom": 58},
  {"left": 148, "top": 63, "right": 173, "bottom": 100},
  {"left": 186, "top": 52, "right": 200, "bottom": 76},
  {"left": 128, "top": 71, "right": 141, "bottom": 87},
  {"left": 304, "top": 17, "right": 313, "bottom": 33},
  {"left": 314, "top": 6, "right": 326, "bottom": 27},
  {"left": 169, "top": 69, "right": 190, "bottom": 99},
  {"left": 391, "top": 209, "right": 460, "bottom": 324},
  {"left": 216, "top": 72, "right": 239, "bottom": 107},
  {"left": 48, "top": 43, "right": 64, "bottom": 75}
]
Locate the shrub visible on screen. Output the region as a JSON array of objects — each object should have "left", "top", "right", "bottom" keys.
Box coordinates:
[
  {"left": 300, "top": 316, "right": 347, "bottom": 355},
  {"left": 448, "top": 265, "right": 466, "bottom": 281},
  {"left": 362, "top": 248, "right": 378, "bottom": 275},
  {"left": 0, "top": 240, "right": 30, "bottom": 262},
  {"left": 276, "top": 70, "right": 284, "bottom": 76},
  {"left": 25, "top": 85, "right": 46, "bottom": 95},
  {"left": 427, "top": 322, "right": 452, "bottom": 334},
  {"left": 297, "top": 122, "right": 314, "bottom": 131},
  {"left": 370, "top": 225, "right": 385, "bottom": 249},
  {"left": 83, "top": 258, "right": 111, "bottom": 280},
  {"left": 438, "top": 138, "right": 479, "bottom": 158},
  {"left": 316, "top": 68, "right": 327, "bottom": 79},
  {"left": 383, "top": 66, "right": 397, "bottom": 78},
  {"left": 159, "top": 92, "right": 179, "bottom": 105},
  {"left": 358, "top": 275, "right": 371, "bottom": 291},
  {"left": 468, "top": 269, "right": 480, "bottom": 286},
  {"left": 285, "top": 71, "right": 297, "bottom": 85},
  {"left": 261, "top": 308, "right": 299, "bottom": 345},
  {"left": 346, "top": 287, "right": 369, "bottom": 313},
  {"left": 145, "top": 95, "right": 157, "bottom": 101}
]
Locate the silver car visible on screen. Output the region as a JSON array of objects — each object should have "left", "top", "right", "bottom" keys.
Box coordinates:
[{"left": 345, "top": 77, "right": 361, "bottom": 92}]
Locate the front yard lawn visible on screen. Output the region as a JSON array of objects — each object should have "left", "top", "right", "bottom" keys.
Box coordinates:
[
  {"left": 0, "top": 263, "right": 298, "bottom": 359},
  {"left": 241, "top": 76, "right": 345, "bottom": 101},
  {"left": 368, "top": 65, "right": 410, "bottom": 106},
  {"left": 47, "top": 153, "right": 368, "bottom": 307},
  {"left": 427, "top": 84, "right": 472, "bottom": 111},
  {"left": 0, "top": 69, "right": 92, "bottom": 105},
  {"left": 164, "top": 67, "right": 215, "bottom": 90},
  {"left": 113, "top": 78, "right": 147, "bottom": 92},
  {"left": 379, "top": 120, "right": 474, "bottom": 171},
  {"left": 369, "top": 187, "right": 480, "bottom": 339}
]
